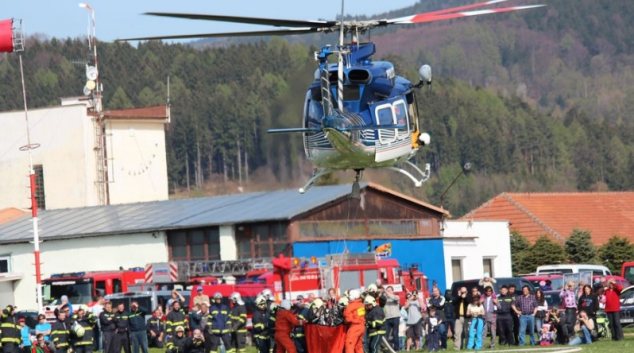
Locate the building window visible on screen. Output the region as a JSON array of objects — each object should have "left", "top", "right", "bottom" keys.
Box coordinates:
[
  {"left": 0, "top": 255, "right": 10, "bottom": 274},
  {"left": 236, "top": 222, "right": 290, "bottom": 259},
  {"left": 167, "top": 227, "right": 220, "bottom": 261},
  {"left": 34, "top": 165, "right": 46, "bottom": 210},
  {"left": 483, "top": 258, "right": 494, "bottom": 277},
  {"left": 451, "top": 259, "right": 463, "bottom": 282}
]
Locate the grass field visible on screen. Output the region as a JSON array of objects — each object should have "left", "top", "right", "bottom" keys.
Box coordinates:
[{"left": 146, "top": 331, "right": 634, "bottom": 353}]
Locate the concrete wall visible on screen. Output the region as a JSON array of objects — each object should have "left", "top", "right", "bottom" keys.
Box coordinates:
[
  {"left": 293, "top": 238, "right": 447, "bottom": 291},
  {"left": 3, "top": 231, "right": 169, "bottom": 308},
  {"left": 106, "top": 120, "right": 169, "bottom": 204},
  {"left": 0, "top": 105, "right": 98, "bottom": 210},
  {"left": 443, "top": 220, "right": 512, "bottom": 290},
  {"left": 0, "top": 281, "right": 15, "bottom": 306}
]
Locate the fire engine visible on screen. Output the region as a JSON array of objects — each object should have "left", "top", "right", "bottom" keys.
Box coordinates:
[
  {"left": 145, "top": 252, "right": 429, "bottom": 311},
  {"left": 41, "top": 268, "right": 145, "bottom": 320}
]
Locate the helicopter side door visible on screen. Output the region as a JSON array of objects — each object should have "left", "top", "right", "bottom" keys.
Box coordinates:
[{"left": 372, "top": 99, "right": 411, "bottom": 163}]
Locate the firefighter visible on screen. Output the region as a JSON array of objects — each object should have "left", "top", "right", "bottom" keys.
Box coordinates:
[
  {"left": 113, "top": 302, "right": 131, "bottom": 353},
  {"left": 364, "top": 284, "right": 387, "bottom": 308},
  {"left": 343, "top": 289, "right": 365, "bottom": 353},
  {"left": 252, "top": 296, "right": 270, "bottom": 353},
  {"left": 51, "top": 310, "right": 71, "bottom": 353},
  {"left": 260, "top": 289, "right": 276, "bottom": 353},
  {"left": 364, "top": 296, "right": 385, "bottom": 353},
  {"left": 166, "top": 301, "right": 187, "bottom": 338},
  {"left": 291, "top": 296, "right": 308, "bottom": 353},
  {"left": 71, "top": 306, "right": 98, "bottom": 353},
  {"left": 209, "top": 292, "right": 231, "bottom": 353},
  {"left": 333, "top": 297, "right": 349, "bottom": 326},
  {"left": 1, "top": 305, "right": 21, "bottom": 353},
  {"left": 229, "top": 292, "right": 247, "bottom": 353},
  {"left": 305, "top": 299, "right": 324, "bottom": 325},
  {"left": 100, "top": 302, "right": 116, "bottom": 353},
  {"left": 187, "top": 329, "right": 205, "bottom": 353},
  {"left": 274, "top": 300, "right": 301, "bottom": 353},
  {"left": 165, "top": 326, "right": 187, "bottom": 353}
]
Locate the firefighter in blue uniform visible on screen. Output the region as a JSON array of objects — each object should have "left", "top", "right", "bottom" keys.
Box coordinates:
[
  {"left": 209, "top": 292, "right": 232, "bottom": 353},
  {"left": 71, "top": 306, "right": 98, "bottom": 353},
  {"left": 364, "top": 296, "right": 386, "bottom": 353}
]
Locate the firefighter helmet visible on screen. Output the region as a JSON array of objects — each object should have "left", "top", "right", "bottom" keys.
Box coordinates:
[
  {"left": 261, "top": 288, "right": 273, "bottom": 300},
  {"left": 255, "top": 295, "right": 267, "bottom": 309},
  {"left": 367, "top": 284, "right": 378, "bottom": 293},
  {"left": 175, "top": 326, "right": 185, "bottom": 333},
  {"left": 213, "top": 292, "right": 223, "bottom": 299},
  {"left": 348, "top": 289, "right": 360, "bottom": 301},
  {"left": 280, "top": 300, "right": 291, "bottom": 310},
  {"left": 270, "top": 302, "right": 278, "bottom": 313},
  {"left": 364, "top": 296, "right": 377, "bottom": 306},
  {"left": 312, "top": 298, "right": 324, "bottom": 309},
  {"left": 230, "top": 292, "right": 242, "bottom": 304},
  {"left": 338, "top": 296, "right": 349, "bottom": 307},
  {"left": 71, "top": 322, "right": 85, "bottom": 338}
]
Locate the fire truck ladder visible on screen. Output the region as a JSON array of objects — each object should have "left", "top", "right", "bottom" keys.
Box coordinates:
[{"left": 175, "top": 258, "right": 274, "bottom": 279}]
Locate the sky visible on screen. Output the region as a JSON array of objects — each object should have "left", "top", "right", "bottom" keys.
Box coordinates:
[{"left": 2, "top": 0, "right": 420, "bottom": 43}]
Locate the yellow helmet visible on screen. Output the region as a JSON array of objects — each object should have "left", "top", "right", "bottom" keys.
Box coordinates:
[
  {"left": 175, "top": 326, "right": 185, "bottom": 333},
  {"left": 312, "top": 298, "right": 324, "bottom": 309},
  {"left": 338, "top": 297, "right": 349, "bottom": 307}
]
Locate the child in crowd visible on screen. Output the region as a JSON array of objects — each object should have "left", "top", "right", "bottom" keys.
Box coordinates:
[
  {"left": 425, "top": 307, "right": 442, "bottom": 352},
  {"left": 467, "top": 296, "right": 485, "bottom": 350},
  {"left": 540, "top": 324, "right": 554, "bottom": 346},
  {"left": 479, "top": 273, "right": 497, "bottom": 299}
]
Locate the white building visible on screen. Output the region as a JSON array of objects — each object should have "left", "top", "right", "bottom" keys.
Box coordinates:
[
  {"left": 0, "top": 103, "right": 170, "bottom": 210},
  {"left": 442, "top": 220, "right": 512, "bottom": 287}
]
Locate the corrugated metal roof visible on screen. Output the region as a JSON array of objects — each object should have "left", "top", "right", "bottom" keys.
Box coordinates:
[{"left": 0, "top": 184, "right": 359, "bottom": 244}]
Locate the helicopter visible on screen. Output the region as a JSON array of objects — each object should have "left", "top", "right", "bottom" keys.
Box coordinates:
[{"left": 119, "top": 0, "right": 544, "bottom": 194}]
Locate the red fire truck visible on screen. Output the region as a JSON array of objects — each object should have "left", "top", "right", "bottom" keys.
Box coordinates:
[
  {"left": 42, "top": 268, "right": 145, "bottom": 320},
  {"left": 146, "top": 253, "right": 429, "bottom": 310}
]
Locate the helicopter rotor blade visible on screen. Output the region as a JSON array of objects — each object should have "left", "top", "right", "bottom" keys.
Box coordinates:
[
  {"left": 401, "top": 0, "right": 511, "bottom": 20},
  {"left": 334, "top": 123, "right": 407, "bottom": 131},
  {"left": 117, "top": 27, "right": 320, "bottom": 41},
  {"left": 267, "top": 127, "right": 322, "bottom": 134},
  {"left": 144, "top": 12, "right": 338, "bottom": 28},
  {"left": 388, "top": 4, "right": 545, "bottom": 25}
]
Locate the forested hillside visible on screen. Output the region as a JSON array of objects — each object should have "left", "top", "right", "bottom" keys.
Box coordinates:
[{"left": 1, "top": 0, "right": 634, "bottom": 217}]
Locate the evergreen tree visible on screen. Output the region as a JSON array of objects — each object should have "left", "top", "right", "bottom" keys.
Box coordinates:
[
  {"left": 510, "top": 230, "right": 531, "bottom": 275},
  {"left": 520, "top": 236, "right": 567, "bottom": 273},
  {"left": 565, "top": 229, "right": 598, "bottom": 264},
  {"left": 598, "top": 236, "right": 634, "bottom": 274}
]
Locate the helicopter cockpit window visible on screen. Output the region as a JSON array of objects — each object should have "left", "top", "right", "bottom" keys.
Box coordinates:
[
  {"left": 305, "top": 99, "right": 324, "bottom": 127},
  {"left": 377, "top": 106, "right": 394, "bottom": 126},
  {"left": 393, "top": 101, "right": 409, "bottom": 139}
]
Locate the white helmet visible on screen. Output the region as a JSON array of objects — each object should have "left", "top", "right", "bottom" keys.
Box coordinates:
[
  {"left": 338, "top": 297, "right": 349, "bottom": 307},
  {"left": 261, "top": 289, "right": 273, "bottom": 300},
  {"left": 364, "top": 296, "right": 377, "bottom": 306},
  {"left": 72, "top": 322, "right": 85, "bottom": 338},
  {"left": 230, "top": 292, "right": 243, "bottom": 305},
  {"left": 270, "top": 303, "right": 278, "bottom": 313},
  {"left": 367, "top": 284, "right": 378, "bottom": 293},
  {"left": 348, "top": 289, "right": 360, "bottom": 301},
  {"left": 255, "top": 295, "right": 267, "bottom": 308},
  {"left": 280, "top": 300, "right": 291, "bottom": 311}
]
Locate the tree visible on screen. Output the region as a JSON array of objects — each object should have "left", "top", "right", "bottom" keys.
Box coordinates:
[
  {"left": 598, "top": 236, "right": 634, "bottom": 274},
  {"left": 520, "top": 236, "right": 568, "bottom": 273},
  {"left": 510, "top": 230, "right": 531, "bottom": 275},
  {"left": 565, "top": 229, "right": 597, "bottom": 264}
]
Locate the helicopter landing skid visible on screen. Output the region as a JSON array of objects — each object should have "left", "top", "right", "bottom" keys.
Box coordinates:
[
  {"left": 385, "top": 162, "right": 431, "bottom": 187},
  {"left": 299, "top": 168, "right": 336, "bottom": 194}
]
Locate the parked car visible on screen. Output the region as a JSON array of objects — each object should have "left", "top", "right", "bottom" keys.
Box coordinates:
[
  {"left": 450, "top": 277, "right": 535, "bottom": 300},
  {"left": 522, "top": 274, "right": 564, "bottom": 291},
  {"left": 16, "top": 310, "right": 39, "bottom": 331},
  {"left": 536, "top": 264, "right": 611, "bottom": 276},
  {"left": 620, "top": 285, "right": 634, "bottom": 328}
]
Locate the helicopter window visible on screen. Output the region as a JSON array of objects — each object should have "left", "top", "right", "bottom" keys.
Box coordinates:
[
  {"left": 393, "top": 101, "right": 410, "bottom": 139},
  {"left": 305, "top": 99, "right": 324, "bottom": 127},
  {"left": 376, "top": 106, "right": 394, "bottom": 126}
]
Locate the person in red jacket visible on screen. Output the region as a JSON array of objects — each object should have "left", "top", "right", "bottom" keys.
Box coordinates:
[
  {"left": 343, "top": 289, "right": 365, "bottom": 353},
  {"left": 604, "top": 279, "right": 624, "bottom": 341},
  {"left": 275, "top": 300, "right": 301, "bottom": 353}
]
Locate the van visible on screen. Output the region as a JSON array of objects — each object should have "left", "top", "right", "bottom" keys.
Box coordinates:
[
  {"left": 450, "top": 277, "right": 535, "bottom": 300},
  {"left": 105, "top": 290, "right": 191, "bottom": 321},
  {"left": 536, "top": 264, "right": 612, "bottom": 276}
]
